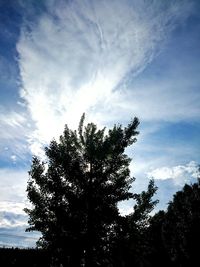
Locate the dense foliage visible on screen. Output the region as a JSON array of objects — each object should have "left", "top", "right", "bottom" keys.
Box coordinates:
[
  {"left": 162, "top": 178, "right": 200, "bottom": 266},
  {"left": 25, "top": 115, "right": 157, "bottom": 266},
  {"left": 21, "top": 115, "right": 200, "bottom": 267},
  {"left": 148, "top": 177, "right": 200, "bottom": 267}
]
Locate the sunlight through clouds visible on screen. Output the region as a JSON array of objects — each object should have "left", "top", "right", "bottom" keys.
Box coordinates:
[{"left": 16, "top": 0, "right": 193, "bottom": 156}]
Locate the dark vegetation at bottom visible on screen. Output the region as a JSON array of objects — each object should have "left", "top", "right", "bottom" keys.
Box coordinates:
[{"left": 0, "top": 248, "right": 51, "bottom": 267}]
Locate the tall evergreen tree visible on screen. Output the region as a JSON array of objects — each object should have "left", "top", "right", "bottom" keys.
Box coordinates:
[{"left": 25, "top": 114, "right": 140, "bottom": 266}]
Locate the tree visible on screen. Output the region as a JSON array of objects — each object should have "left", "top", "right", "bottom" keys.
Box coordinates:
[
  {"left": 128, "top": 179, "right": 159, "bottom": 266},
  {"left": 147, "top": 210, "right": 171, "bottom": 267},
  {"left": 25, "top": 114, "right": 140, "bottom": 266},
  {"left": 162, "top": 176, "right": 200, "bottom": 266},
  {"left": 111, "top": 179, "right": 159, "bottom": 267}
]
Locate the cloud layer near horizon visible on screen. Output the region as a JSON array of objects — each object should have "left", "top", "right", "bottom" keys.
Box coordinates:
[{"left": 16, "top": 0, "right": 194, "bottom": 155}]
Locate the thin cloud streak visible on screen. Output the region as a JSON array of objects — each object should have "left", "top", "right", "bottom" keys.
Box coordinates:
[
  {"left": 16, "top": 0, "right": 193, "bottom": 155},
  {"left": 0, "top": 107, "right": 31, "bottom": 162}
]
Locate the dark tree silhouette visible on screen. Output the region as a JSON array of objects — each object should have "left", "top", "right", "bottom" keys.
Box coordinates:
[
  {"left": 0, "top": 247, "right": 51, "bottom": 267},
  {"left": 111, "top": 179, "right": 158, "bottom": 267},
  {"left": 147, "top": 210, "right": 171, "bottom": 267},
  {"left": 25, "top": 114, "right": 140, "bottom": 266},
  {"left": 162, "top": 176, "right": 200, "bottom": 266},
  {"left": 146, "top": 172, "right": 200, "bottom": 267}
]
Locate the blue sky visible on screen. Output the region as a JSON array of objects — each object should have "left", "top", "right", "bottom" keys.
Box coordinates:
[{"left": 0, "top": 0, "right": 200, "bottom": 247}]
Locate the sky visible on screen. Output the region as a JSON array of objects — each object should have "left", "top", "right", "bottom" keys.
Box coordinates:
[{"left": 0, "top": 0, "right": 200, "bottom": 247}]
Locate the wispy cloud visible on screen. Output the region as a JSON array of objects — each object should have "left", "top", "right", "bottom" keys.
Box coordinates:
[
  {"left": 0, "top": 107, "right": 32, "bottom": 163},
  {"left": 112, "top": 78, "right": 200, "bottom": 123},
  {"left": 0, "top": 108, "right": 27, "bottom": 139},
  {"left": 16, "top": 0, "right": 193, "bottom": 155}
]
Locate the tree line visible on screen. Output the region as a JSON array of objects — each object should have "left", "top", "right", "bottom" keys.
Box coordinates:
[{"left": 1, "top": 115, "right": 199, "bottom": 266}]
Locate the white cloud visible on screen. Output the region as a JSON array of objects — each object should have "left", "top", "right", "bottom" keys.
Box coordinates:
[
  {"left": 0, "top": 168, "right": 28, "bottom": 203},
  {"left": 0, "top": 202, "right": 26, "bottom": 216},
  {"left": 0, "top": 169, "right": 39, "bottom": 246},
  {"left": 16, "top": 0, "right": 193, "bottom": 156},
  {"left": 0, "top": 211, "right": 27, "bottom": 228},
  {"left": 0, "top": 169, "right": 31, "bottom": 229},
  {"left": 147, "top": 161, "right": 199, "bottom": 186},
  {"left": 118, "top": 204, "right": 134, "bottom": 217},
  {"left": 10, "top": 155, "right": 17, "bottom": 163}
]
